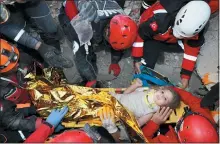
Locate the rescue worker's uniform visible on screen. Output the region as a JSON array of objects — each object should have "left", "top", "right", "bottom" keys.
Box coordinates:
[{"left": 58, "top": 0, "right": 137, "bottom": 87}]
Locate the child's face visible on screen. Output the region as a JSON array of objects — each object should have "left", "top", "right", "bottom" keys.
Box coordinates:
[{"left": 153, "top": 89, "right": 173, "bottom": 107}]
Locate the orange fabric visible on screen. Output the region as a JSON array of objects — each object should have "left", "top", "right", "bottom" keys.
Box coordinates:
[
  {"left": 16, "top": 103, "right": 31, "bottom": 109},
  {"left": 64, "top": 0, "right": 79, "bottom": 20},
  {"left": 209, "top": 0, "right": 219, "bottom": 14}
]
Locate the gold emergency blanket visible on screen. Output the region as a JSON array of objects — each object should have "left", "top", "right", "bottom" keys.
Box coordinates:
[{"left": 26, "top": 68, "right": 147, "bottom": 142}]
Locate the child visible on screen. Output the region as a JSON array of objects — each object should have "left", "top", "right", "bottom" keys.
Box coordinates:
[{"left": 111, "top": 78, "right": 180, "bottom": 127}]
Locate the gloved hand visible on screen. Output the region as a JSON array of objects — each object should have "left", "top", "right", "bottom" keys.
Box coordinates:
[
  {"left": 97, "top": 106, "right": 118, "bottom": 134},
  {"left": 46, "top": 106, "right": 68, "bottom": 128},
  {"left": 37, "top": 43, "right": 73, "bottom": 68},
  {"left": 201, "top": 83, "right": 219, "bottom": 109},
  {"left": 86, "top": 80, "right": 97, "bottom": 88},
  {"left": 108, "top": 64, "right": 121, "bottom": 77},
  {"left": 16, "top": 68, "right": 27, "bottom": 86}
]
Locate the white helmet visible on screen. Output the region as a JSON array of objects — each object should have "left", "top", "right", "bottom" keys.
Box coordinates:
[{"left": 173, "top": 1, "right": 211, "bottom": 39}]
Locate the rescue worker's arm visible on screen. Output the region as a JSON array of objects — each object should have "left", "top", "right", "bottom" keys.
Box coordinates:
[
  {"left": 180, "top": 41, "right": 201, "bottom": 80},
  {"left": 24, "top": 122, "right": 54, "bottom": 143},
  {"left": 98, "top": 107, "right": 121, "bottom": 142},
  {"left": 132, "top": 12, "right": 161, "bottom": 73},
  {"left": 25, "top": 106, "right": 68, "bottom": 143},
  {"left": 0, "top": 99, "right": 43, "bottom": 132},
  {"left": 131, "top": 14, "right": 157, "bottom": 62},
  {"left": 123, "top": 78, "right": 143, "bottom": 94},
  {"left": 142, "top": 107, "right": 173, "bottom": 142},
  {"left": 137, "top": 113, "right": 153, "bottom": 127},
  {"left": 180, "top": 33, "right": 204, "bottom": 89},
  {"left": 173, "top": 87, "right": 215, "bottom": 123}
]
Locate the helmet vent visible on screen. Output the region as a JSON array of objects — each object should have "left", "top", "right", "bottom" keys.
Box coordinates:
[
  {"left": 121, "top": 43, "right": 124, "bottom": 45},
  {"left": 176, "top": 21, "right": 179, "bottom": 25},
  {"left": 112, "top": 20, "right": 118, "bottom": 25},
  {"left": 122, "top": 35, "right": 127, "bottom": 38},
  {"left": 181, "top": 31, "right": 186, "bottom": 35},
  {"left": 124, "top": 25, "right": 129, "bottom": 28}
]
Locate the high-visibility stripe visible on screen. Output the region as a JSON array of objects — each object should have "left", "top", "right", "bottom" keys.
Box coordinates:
[
  {"left": 14, "top": 29, "right": 25, "bottom": 42},
  {"left": 153, "top": 9, "right": 167, "bottom": 14},
  {"left": 18, "top": 130, "right": 26, "bottom": 140},
  {"left": 132, "top": 42, "right": 144, "bottom": 47},
  {"left": 178, "top": 40, "right": 184, "bottom": 50},
  {"left": 142, "top": 1, "right": 150, "bottom": 9},
  {"left": 184, "top": 54, "right": 197, "bottom": 61}
]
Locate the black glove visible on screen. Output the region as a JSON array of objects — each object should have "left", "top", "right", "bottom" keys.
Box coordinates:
[
  {"left": 200, "top": 83, "right": 219, "bottom": 109},
  {"left": 16, "top": 70, "right": 26, "bottom": 87},
  {"left": 17, "top": 106, "right": 37, "bottom": 117},
  {"left": 0, "top": 100, "right": 37, "bottom": 132},
  {"left": 37, "top": 43, "right": 73, "bottom": 68}
]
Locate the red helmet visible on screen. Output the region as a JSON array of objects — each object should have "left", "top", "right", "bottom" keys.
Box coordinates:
[
  {"left": 109, "top": 14, "right": 138, "bottom": 50},
  {"left": 48, "top": 130, "right": 93, "bottom": 143},
  {"left": 176, "top": 114, "right": 219, "bottom": 143}
]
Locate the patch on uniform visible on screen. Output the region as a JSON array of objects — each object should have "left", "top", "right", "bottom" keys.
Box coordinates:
[{"left": 150, "top": 21, "right": 158, "bottom": 32}]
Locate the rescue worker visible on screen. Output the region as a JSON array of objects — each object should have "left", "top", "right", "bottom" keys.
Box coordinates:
[
  {"left": 25, "top": 123, "right": 115, "bottom": 143},
  {"left": 132, "top": 0, "right": 215, "bottom": 89},
  {"left": 0, "top": 39, "right": 39, "bottom": 104},
  {"left": 0, "top": 102, "right": 68, "bottom": 143},
  {"left": 142, "top": 87, "right": 219, "bottom": 143},
  {"left": 0, "top": 0, "right": 73, "bottom": 68},
  {"left": 58, "top": 0, "right": 138, "bottom": 87}
]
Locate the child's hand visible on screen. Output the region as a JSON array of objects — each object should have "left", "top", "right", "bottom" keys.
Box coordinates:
[
  {"left": 134, "top": 78, "right": 143, "bottom": 87},
  {"left": 151, "top": 107, "right": 172, "bottom": 125}
]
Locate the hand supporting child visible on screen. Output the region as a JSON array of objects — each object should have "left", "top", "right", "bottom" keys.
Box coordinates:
[{"left": 151, "top": 107, "right": 172, "bottom": 125}]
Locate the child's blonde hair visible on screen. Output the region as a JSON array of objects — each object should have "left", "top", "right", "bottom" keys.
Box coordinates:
[{"left": 151, "top": 86, "right": 181, "bottom": 109}]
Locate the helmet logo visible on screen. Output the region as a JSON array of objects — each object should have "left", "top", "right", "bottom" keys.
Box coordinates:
[{"left": 150, "top": 21, "right": 158, "bottom": 31}]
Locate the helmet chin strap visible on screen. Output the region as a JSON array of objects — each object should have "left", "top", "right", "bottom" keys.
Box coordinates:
[{"left": 103, "top": 24, "right": 110, "bottom": 43}]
